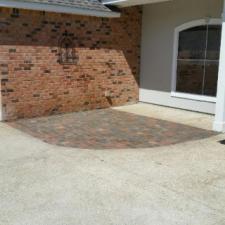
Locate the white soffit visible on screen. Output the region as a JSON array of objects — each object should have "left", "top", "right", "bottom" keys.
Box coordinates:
[{"left": 103, "top": 0, "right": 172, "bottom": 7}]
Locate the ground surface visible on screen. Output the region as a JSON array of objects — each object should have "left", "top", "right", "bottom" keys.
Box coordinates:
[
  {"left": 9, "top": 108, "right": 216, "bottom": 149},
  {"left": 1, "top": 103, "right": 225, "bottom": 225}
]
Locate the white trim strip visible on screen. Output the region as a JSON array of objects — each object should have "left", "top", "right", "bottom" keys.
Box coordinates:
[
  {"left": 139, "top": 89, "right": 216, "bottom": 114},
  {"left": 103, "top": 0, "right": 128, "bottom": 4},
  {"left": 0, "top": 0, "right": 121, "bottom": 18},
  {"left": 103, "top": 0, "right": 171, "bottom": 7},
  {"left": 213, "top": 121, "right": 225, "bottom": 132},
  {"left": 171, "top": 92, "right": 217, "bottom": 103},
  {"left": 213, "top": 0, "right": 225, "bottom": 132}
]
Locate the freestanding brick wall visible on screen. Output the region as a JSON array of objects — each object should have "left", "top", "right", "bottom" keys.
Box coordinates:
[{"left": 0, "top": 7, "right": 142, "bottom": 121}]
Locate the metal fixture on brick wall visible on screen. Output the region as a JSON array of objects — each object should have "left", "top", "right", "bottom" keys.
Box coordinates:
[
  {"left": 58, "top": 30, "right": 77, "bottom": 65},
  {"left": 11, "top": 8, "right": 20, "bottom": 17}
]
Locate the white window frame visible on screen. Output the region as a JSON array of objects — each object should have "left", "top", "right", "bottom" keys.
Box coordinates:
[{"left": 171, "top": 18, "right": 222, "bottom": 103}]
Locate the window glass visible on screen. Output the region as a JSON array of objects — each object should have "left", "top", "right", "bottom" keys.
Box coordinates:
[
  {"left": 203, "top": 61, "right": 219, "bottom": 97},
  {"left": 206, "top": 25, "right": 221, "bottom": 60},
  {"left": 178, "top": 26, "right": 206, "bottom": 59},
  {"left": 176, "top": 60, "right": 204, "bottom": 95}
]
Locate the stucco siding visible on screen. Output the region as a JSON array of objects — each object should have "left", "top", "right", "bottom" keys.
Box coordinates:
[{"left": 140, "top": 0, "right": 223, "bottom": 113}]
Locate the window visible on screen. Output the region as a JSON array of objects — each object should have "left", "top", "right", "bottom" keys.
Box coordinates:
[{"left": 172, "top": 20, "right": 222, "bottom": 100}]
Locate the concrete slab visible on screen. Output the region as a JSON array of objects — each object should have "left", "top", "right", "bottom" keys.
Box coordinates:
[
  {"left": 0, "top": 104, "right": 225, "bottom": 225},
  {"left": 114, "top": 103, "right": 214, "bottom": 130}
]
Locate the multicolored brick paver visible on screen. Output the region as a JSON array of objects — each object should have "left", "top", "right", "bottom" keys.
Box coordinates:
[{"left": 8, "top": 109, "right": 217, "bottom": 149}]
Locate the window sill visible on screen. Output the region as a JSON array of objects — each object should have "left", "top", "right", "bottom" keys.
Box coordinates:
[{"left": 171, "top": 92, "right": 216, "bottom": 103}]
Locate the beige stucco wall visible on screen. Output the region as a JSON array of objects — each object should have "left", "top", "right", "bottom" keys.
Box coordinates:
[{"left": 140, "top": 0, "right": 223, "bottom": 113}]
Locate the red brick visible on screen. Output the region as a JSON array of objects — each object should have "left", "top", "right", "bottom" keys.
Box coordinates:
[{"left": 0, "top": 7, "right": 142, "bottom": 120}]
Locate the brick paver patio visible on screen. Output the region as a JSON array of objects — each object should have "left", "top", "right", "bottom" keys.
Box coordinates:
[{"left": 8, "top": 109, "right": 217, "bottom": 149}]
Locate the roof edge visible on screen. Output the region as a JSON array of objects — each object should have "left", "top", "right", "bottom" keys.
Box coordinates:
[
  {"left": 0, "top": 0, "right": 121, "bottom": 18},
  {"left": 103, "top": 0, "right": 171, "bottom": 7}
]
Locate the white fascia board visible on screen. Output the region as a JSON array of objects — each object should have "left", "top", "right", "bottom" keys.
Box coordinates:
[
  {"left": 103, "top": 0, "right": 171, "bottom": 7},
  {"left": 0, "top": 0, "right": 121, "bottom": 18}
]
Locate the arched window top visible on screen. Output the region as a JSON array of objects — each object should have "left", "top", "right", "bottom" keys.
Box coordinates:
[
  {"left": 175, "top": 18, "right": 222, "bottom": 33},
  {"left": 59, "top": 30, "right": 77, "bottom": 65}
]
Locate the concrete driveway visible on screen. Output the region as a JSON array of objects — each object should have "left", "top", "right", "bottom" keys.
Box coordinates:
[{"left": 1, "top": 104, "right": 225, "bottom": 225}]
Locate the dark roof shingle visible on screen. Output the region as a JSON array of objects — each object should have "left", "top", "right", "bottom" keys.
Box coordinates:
[
  {"left": 20, "top": 0, "right": 111, "bottom": 12},
  {"left": 0, "top": 0, "right": 120, "bottom": 17}
]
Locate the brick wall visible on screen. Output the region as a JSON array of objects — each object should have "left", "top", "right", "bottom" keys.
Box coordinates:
[{"left": 0, "top": 7, "right": 142, "bottom": 120}]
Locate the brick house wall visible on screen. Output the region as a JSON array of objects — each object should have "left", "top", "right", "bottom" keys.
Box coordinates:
[{"left": 0, "top": 6, "right": 142, "bottom": 121}]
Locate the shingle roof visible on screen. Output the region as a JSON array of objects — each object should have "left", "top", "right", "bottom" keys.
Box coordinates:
[
  {"left": 0, "top": 0, "right": 120, "bottom": 17},
  {"left": 21, "top": 0, "right": 111, "bottom": 12}
]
